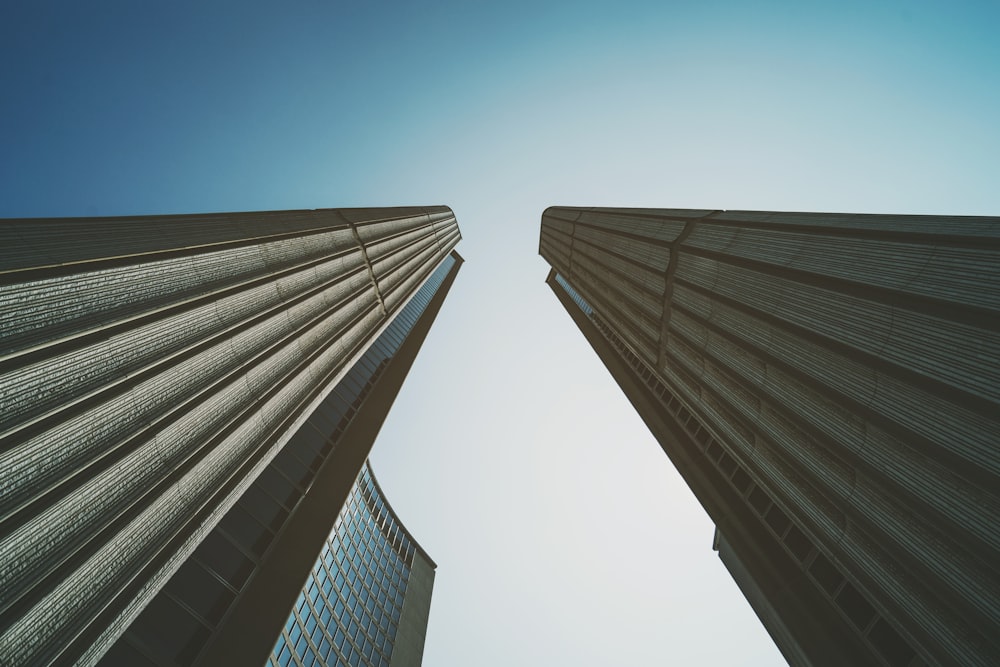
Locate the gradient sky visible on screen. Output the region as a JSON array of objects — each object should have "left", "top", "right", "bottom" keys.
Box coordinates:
[{"left": 2, "top": 1, "right": 999, "bottom": 665}]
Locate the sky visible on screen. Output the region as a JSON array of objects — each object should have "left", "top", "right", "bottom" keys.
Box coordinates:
[{"left": 2, "top": 1, "right": 999, "bottom": 665}]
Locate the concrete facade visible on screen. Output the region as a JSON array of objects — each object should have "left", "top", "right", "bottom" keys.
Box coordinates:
[
  {"left": 0, "top": 207, "right": 460, "bottom": 666},
  {"left": 389, "top": 546, "right": 436, "bottom": 667},
  {"left": 540, "top": 206, "right": 1000, "bottom": 666}
]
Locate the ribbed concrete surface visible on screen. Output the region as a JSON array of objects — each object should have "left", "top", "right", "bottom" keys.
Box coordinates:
[
  {"left": 540, "top": 206, "right": 1000, "bottom": 666},
  {"left": 0, "top": 206, "right": 459, "bottom": 666}
]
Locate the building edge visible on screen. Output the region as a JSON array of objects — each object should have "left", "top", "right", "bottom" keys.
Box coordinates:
[
  {"left": 360, "top": 461, "right": 436, "bottom": 667},
  {"left": 543, "top": 268, "right": 877, "bottom": 666},
  {"left": 191, "top": 250, "right": 461, "bottom": 667}
]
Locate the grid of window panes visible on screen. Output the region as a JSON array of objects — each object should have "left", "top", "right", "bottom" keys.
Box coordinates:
[
  {"left": 269, "top": 465, "right": 416, "bottom": 667},
  {"left": 98, "top": 253, "right": 456, "bottom": 667},
  {"left": 554, "top": 273, "right": 594, "bottom": 316}
]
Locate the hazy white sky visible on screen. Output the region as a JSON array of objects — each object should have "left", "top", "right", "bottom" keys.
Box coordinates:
[{"left": 2, "top": 0, "right": 999, "bottom": 664}]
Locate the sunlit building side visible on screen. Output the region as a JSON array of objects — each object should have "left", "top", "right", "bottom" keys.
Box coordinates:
[
  {"left": 0, "top": 207, "right": 461, "bottom": 666},
  {"left": 539, "top": 206, "right": 1000, "bottom": 666}
]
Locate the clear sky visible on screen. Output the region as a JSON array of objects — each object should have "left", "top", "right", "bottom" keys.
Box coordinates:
[{"left": 2, "top": 1, "right": 999, "bottom": 665}]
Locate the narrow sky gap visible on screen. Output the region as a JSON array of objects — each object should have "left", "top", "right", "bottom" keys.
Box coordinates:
[{"left": 2, "top": 1, "right": 998, "bottom": 664}]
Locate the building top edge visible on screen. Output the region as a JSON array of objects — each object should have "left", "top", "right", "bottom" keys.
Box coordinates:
[
  {"left": 541, "top": 205, "right": 1000, "bottom": 222},
  {"left": 0, "top": 205, "right": 455, "bottom": 224},
  {"left": 363, "top": 461, "right": 438, "bottom": 570}
]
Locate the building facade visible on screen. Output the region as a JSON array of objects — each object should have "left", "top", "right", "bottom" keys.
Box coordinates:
[
  {"left": 0, "top": 207, "right": 460, "bottom": 666},
  {"left": 269, "top": 462, "right": 435, "bottom": 667},
  {"left": 539, "top": 206, "right": 1000, "bottom": 666}
]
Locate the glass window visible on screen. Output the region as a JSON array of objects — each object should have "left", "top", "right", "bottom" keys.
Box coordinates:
[
  {"left": 344, "top": 367, "right": 368, "bottom": 389},
  {"left": 335, "top": 382, "right": 361, "bottom": 408},
  {"left": 255, "top": 467, "right": 300, "bottom": 509},
  {"left": 356, "top": 355, "right": 378, "bottom": 375},
  {"left": 287, "top": 423, "right": 329, "bottom": 462},
  {"left": 238, "top": 483, "right": 290, "bottom": 533},
  {"left": 273, "top": 447, "right": 315, "bottom": 488},
  {"left": 218, "top": 504, "right": 274, "bottom": 558},
  {"left": 192, "top": 531, "right": 255, "bottom": 590},
  {"left": 323, "top": 390, "right": 352, "bottom": 416},
  {"left": 97, "top": 637, "right": 159, "bottom": 667},
  {"left": 125, "top": 594, "right": 212, "bottom": 665},
  {"left": 163, "top": 559, "right": 236, "bottom": 627},
  {"left": 311, "top": 402, "right": 345, "bottom": 433}
]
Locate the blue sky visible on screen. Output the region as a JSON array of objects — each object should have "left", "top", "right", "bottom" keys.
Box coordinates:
[
  {"left": 5, "top": 0, "right": 998, "bottom": 218},
  {"left": 2, "top": 1, "right": 999, "bottom": 665}
]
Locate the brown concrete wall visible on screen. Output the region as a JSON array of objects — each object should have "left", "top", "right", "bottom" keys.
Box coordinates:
[{"left": 541, "top": 207, "right": 1000, "bottom": 666}]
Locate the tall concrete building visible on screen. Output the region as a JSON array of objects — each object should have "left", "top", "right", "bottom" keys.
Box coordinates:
[
  {"left": 539, "top": 207, "right": 1000, "bottom": 666},
  {"left": 267, "top": 462, "right": 435, "bottom": 667},
  {"left": 0, "top": 206, "right": 461, "bottom": 666}
]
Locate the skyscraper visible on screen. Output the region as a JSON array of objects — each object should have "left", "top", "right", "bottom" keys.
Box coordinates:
[
  {"left": 539, "top": 206, "right": 1000, "bottom": 666},
  {"left": 268, "top": 462, "right": 435, "bottom": 667},
  {"left": 0, "top": 206, "right": 461, "bottom": 666}
]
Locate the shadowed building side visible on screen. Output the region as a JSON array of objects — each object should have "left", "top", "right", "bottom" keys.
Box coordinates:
[
  {"left": 99, "top": 250, "right": 460, "bottom": 667},
  {"left": 539, "top": 206, "right": 1000, "bottom": 667}
]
